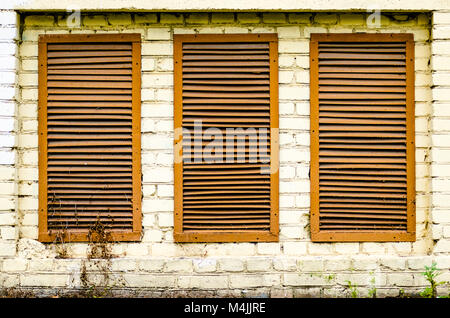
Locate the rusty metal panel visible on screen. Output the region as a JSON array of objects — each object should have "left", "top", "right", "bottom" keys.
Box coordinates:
[
  {"left": 174, "top": 34, "right": 279, "bottom": 243},
  {"left": 310, "top": 33, "right": 415, "bottom": 242},
  {"left": 38, "top": 34, "right": 142, "bottom": 242}
]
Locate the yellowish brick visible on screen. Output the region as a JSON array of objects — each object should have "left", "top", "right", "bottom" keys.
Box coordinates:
[
  {"left": 237, "top": 13, "right": 261, "bottom": 24},
  {"left": 186, "top": 13, "right": 209, "bottom": 24},
  {"left": 160, "top": 13, "right": 184, "bottom": 24},
  {"left": 107, "top": 13, "right": 132, "bottom": 25},
  {"left": 288, "top": 13, "right": 312, "bottom": 24},
  {"left": 262, "top": 13, "right": 286, "bottom": 24},
  {"left": 211, "top": 13, "right": 235, "bottom": 24},
  {"left": 340, "top": 14, "right": 365, "bottom": 26},
  {"left": 24, "top": 15, "right": 54, "bottom": 27},
  {"left": 82, "top": 15, "right": 108, "bottom": 26},
  {"left": 314, "top": 13, "right": 338, "bottom": 24},
  {"left": 135, "top": 14, "right": 158, "bottom": 24}
]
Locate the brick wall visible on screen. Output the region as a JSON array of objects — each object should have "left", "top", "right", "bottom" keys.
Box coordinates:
[{"left": 0, "top": 11, "right": 449, "bottom": 297}]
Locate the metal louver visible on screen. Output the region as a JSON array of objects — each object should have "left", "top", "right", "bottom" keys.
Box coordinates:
[
  {"left": 38, "top": 34, "right": 142, "bottom": 242},
  {"left": 310, "top": 33, "right": 416, "bottom": 242},
  {"left": 174, "top": 34, "right": 279, "bottom": 242}
]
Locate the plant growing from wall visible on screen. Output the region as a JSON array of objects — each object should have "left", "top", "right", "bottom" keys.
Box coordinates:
[
  {"left": 79, "top": 219, "right": 127, "bottom": 298},
  {"left": 368, "top": 275, "right": 377, "bottom": 298},
  {"left": 420, "top": 262, "right": 446, "bottom": 298},
  {"left": 48, "top": 193, "right": 70, "bottom": 258},
  {"left": 345, "top": 280, "right": 359, "bottom": 298}
]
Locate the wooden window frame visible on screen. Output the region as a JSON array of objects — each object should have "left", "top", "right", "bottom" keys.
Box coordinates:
[
  {"left": 173, "top": 34, "right": 279, "bottom": 243},
  {"left": 310, "top": 33, "right": 416, "bottom": 242},
  {"left": 38, "top": 34, "right": 142, "bottom": 242}
]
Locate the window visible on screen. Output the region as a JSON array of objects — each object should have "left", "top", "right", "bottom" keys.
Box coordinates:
[
  {"left": 309, "top": 33, "right": 415, "bottom": 242},
  {"left": 38, "top": 34, "right": 142, "bottom": 242},
  {"left": 173, "top": 34, "right": 279, "bottom": 242}
]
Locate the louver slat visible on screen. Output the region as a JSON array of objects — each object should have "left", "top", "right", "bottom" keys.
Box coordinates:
[
  {"left": 310, "top": 33, "right": 415, "bottom": 242},
  {"left": 38, "top": 34, "right": 142, "bottom": 242},
  {"left": 174, "top": 34, "right": 279, "bottom": 242}
]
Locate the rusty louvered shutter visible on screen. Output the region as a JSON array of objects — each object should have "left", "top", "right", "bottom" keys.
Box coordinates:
[
  {"left": 310, "top": 33, "right": 415, "bottom": 242},
  {"left": 38, "top": 34, "right": 142, "bottom": 242},
  {"left": 173, "top": 34, "right": 279, "bottom": 242}
]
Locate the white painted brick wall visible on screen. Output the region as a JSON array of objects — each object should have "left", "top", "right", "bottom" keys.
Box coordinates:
[
  {"left": 431, "top": 10, "right": 450, "bottom": 254},
  {"left": 0, "top": 10, "right": 18, "bottom": 254},
  {"left": 0, "top": 10, "right": 447, "bottom": 295}
]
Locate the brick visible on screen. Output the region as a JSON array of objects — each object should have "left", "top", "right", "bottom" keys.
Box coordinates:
[
  {"left": 186, "top": 13, "right": 209, "bottom": 24},
  {"left": 280, "top": 180, "right": 309, "bottom": 193},
  {"left": 324, "top": 258, "right": 351, "bottom": 271},
  {"left": 308, "top": 243, "right": 334, "bottom": 255},
  {"left": 340, "top": 14, "right": 365, "bottom": 26},
  {"left": 256, "top": 243, "right": 281, "bottom": 255},
  {"left": 277, "top": 26, "right": 300, "bottom": 38},
  {"left": 273, "top": 258, "right": 297, "bottom": 271},
  {"left": 164, "top": 259, "right": 193, "bottom": 272},
  {"left": 21, "top": 213, "right": 37, "bottom": 226},
  {"left": 160, "top": 13, "right": 184, "bottom": 24},
  {"left": 123, "top": 243, "right": 150, "bottom": 257},
  {"left": 107, "top": 13, "right": 132, "bottom": 25},
  {"left": 262, "top": 13, "right": 286, "bottom": 24},
  {"left": 283, "top": 241, "right": 307, "bottom": 255},
  {"left": 157, "top": 213, "right": 173, "bottom": 227},
  {"left": 178, "top": 275, "right": 228, "bottom": 289},
  {"left": 229, "top": 274, "right": 280, "bottom": 288},
  {"left": 314, "top": 13, "right": 338, "bottom": 24},
  {"left": 279, "top": 209, "right": 301, "bottom": 223},
  {"left": 279, "top": 70, "right": 295, "bottom": 83},
  {"left": 284, "top": 273, "right": 329, "bottom": 286},
  {"left": 246, "top": 258, "right": 272, "bottom": 272},
  {"left": 434, "top": 240, "right": 450, "bottom": 253},
  {"left": 156, "top": 88, "right": 173, "bottom": 101},
  {"left": 298, "top": 258, "right": 324, "bottom": 272},
  {"left": 433, "top": 72, "right": 450, "bottom": 86},
  {"left": 124, "top": 274, "right": 176, "bottom": 288},
  {"left": 0, "top": 11, "right": 18, "bottom": 25},
  {"left": 142, "top": 199, "right": 173, "bottom": 213},
  {"left": 3, "top": 258, "right": 27, "bottom": 271},
  {"left": 211, "top": 13, "right": 235, "bottom": 24},
  {"left": 193, "top": 259, "right": 217, "bottom": 273},
  {"left": 237, "top": 13, "right": 261, "bottom": 24},
  {"left": 387, "top": 273, "right": 415, "bottom": 286},
  {"left": 380, "top": 257, "right": 407, "bottom": 270},
  {"left": 20, "top": 274, "right": 68, "bottom": 287},
  {"left": 280, "top": 226, "right": 303, "bottom": 239},
  {"left": 142, "top": 229, "right": 163, "bottom": 242},
  {"left": 138, "top": 259, "right": 165, "bottom": 272},
  {"left": 28, "top": 259, "right": 54, "bottom": 272},
  {"left": 335, "top": 273, "right": 370, "bottom": 286},
  {"left": 407, "top": 257, "right": 433, "bottom": 270},
  {"left": 142, "top": 42, "right": 172, "bottom": 56},
  {"left": 1, "top": 227, "right": 17, "bottom": 240},
  {"left": 0, "top": 135, "right": 14, "bottom": 148},
  {"left": 0, "top": 27, "right": 18, "bottom": 40},
  {"left": 288, "top": 13, "right": 312, "bottom": 24},
  {"left": 334, "top": 243, "right": 360, "bottom": 254},
  {"left": 279, "top": 102, "right": 295, "bottom": 115},
  {"left": 433, "top": 12, "right": 450, "bottom": 25},
  {"left": 361, "top": 243, "right": 386, "bottom": 254},
  {"left": 135, "top": 14, "right": 158, "bottom": 24},
  {"left": 147, "top": 28, "right": 171, "bottom": 41},
  {"left": 24, "top": 15, "right": 54, "bottom": 26},
  {"left": 0, "top": 71, "right": 16, "bottom": 85},
  {"left": 110, "top": 259, "right": 137, "bottom": 272},
  {"left": 279, "top": 41, "right": 309, "bottom": 53},
  {"left": 218, "top": 258, "right": 244, "bottom": 272},
  {"left": 82, "top": 15, "right": 108, "bottom": 26}
]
